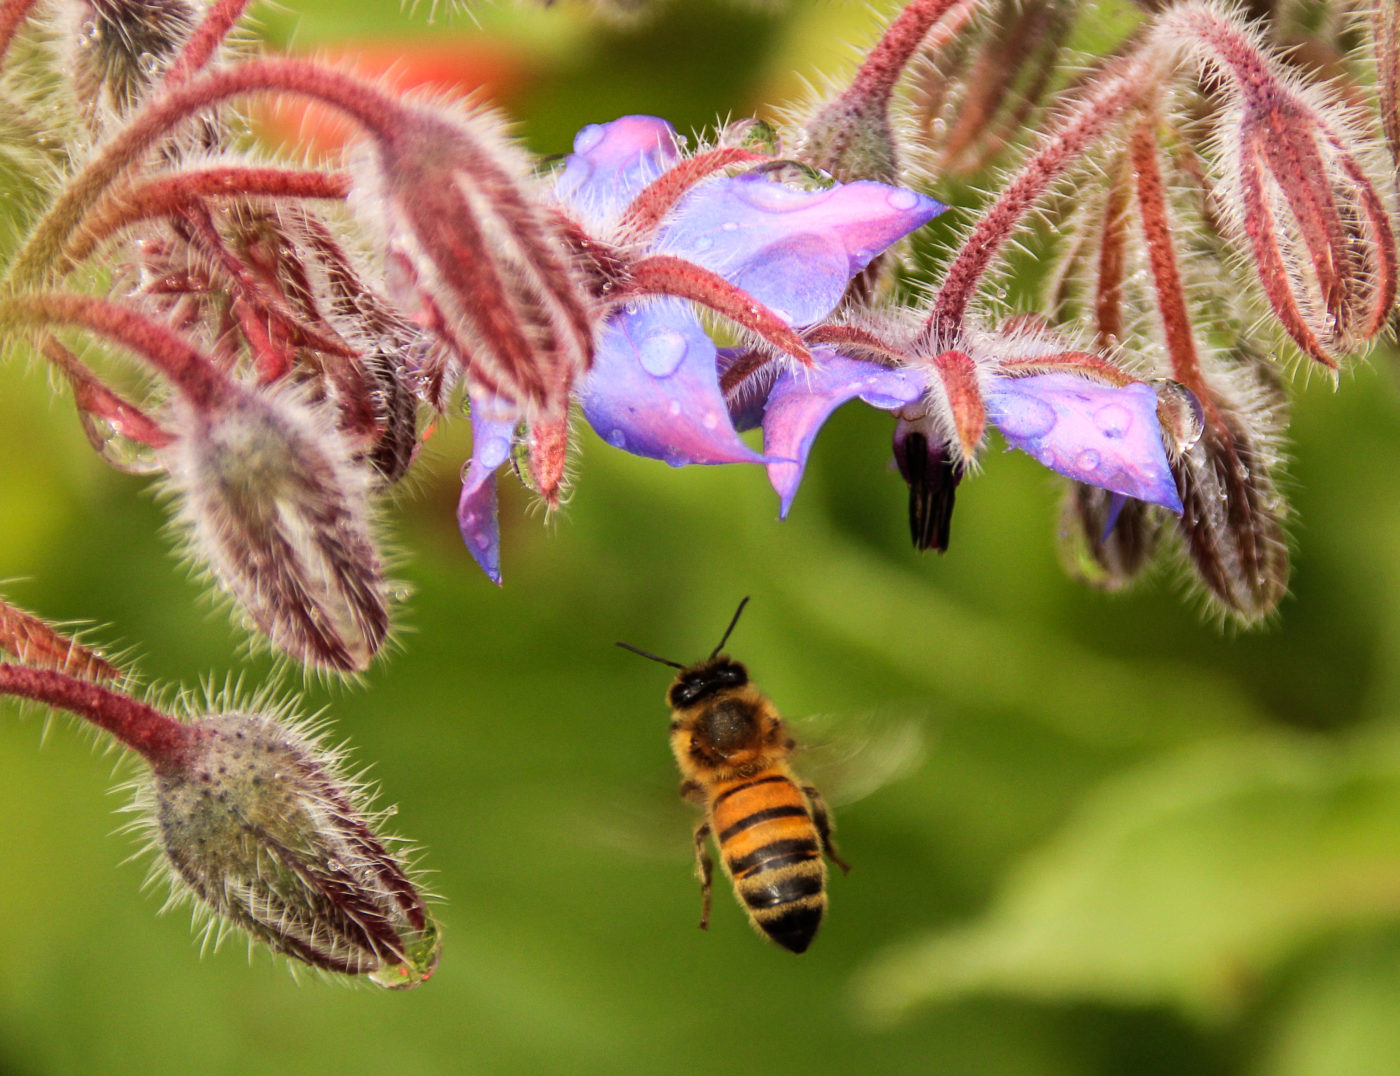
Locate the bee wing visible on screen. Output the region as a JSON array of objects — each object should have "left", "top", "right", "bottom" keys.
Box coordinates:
[
  {"left": 587, "top": 771, "right": 697, "bottom": 863},
  {"left": 787, "top": 707, "right": 930, "bottom": 808}
]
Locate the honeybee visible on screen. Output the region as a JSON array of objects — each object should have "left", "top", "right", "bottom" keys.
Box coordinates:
[{"left": 618, "top": 598, "right": 850, "bottom": 954}]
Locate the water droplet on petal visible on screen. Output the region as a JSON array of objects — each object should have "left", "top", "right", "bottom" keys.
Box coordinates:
[
  {"left": 1093, "top": 403, "right": 1133, "bottom": 440},
  {"left": 667, "top": 400, "right": 682, "bottom": 416},
  {"left": 1075, "top": 449, "right": 1102, "bottom": 473},
  {"left": 721, "top": 221, "right": 739, "bottom": 232},
  {"left": 638, "top": 329, "right": 687, "bottom": 378},
  {"left": 701, "top": 412, "right": 720, "bottom": 430},
  {"left": 993, "top": 393, "right": 1056, "bottom": 439},
  {"left": 574, "top": 125, "right": 606, "bottom": 154},
  {"left": 608, "top": 429, "right": 627, "bottom": 449},
  {"left": 886, "top": 189, "right": 921, "bottom": 211}
]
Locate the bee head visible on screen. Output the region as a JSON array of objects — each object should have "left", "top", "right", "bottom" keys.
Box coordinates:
[{"left": 667, "top": 657, "right": 748, "bottom": 710}]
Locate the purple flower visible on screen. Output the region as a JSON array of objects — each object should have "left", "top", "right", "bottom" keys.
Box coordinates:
[
  {"left": 457, "top": 115, "right": 944, "bottom": 580},
  {"left": 761, "top": 355, "right": 1184, "bottom": 518},
  {"left": 568, "top": 116, "right": 944, "bottom": 466}
]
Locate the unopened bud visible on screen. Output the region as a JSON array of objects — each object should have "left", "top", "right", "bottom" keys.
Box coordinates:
[
  {"left": 70, "top": 0, "right": 196, "bottom": 123},
  {"left": 164, "top": 384, "right": 390, "bottom": 672},
  {"left": 1171, "top": 385, "right": 1289, "bottom": 622},
  {"left": 1058, "top": 483, "right": 1165, "bottom": 590},
  {"left": 152, "top": 708, "right": 439, "bottom": 987},
  {"left": 1159, "top": 2, "right": 1397, "bottom": 367},
  {"left": 355, "top": 102, "right": 594, "bottom": 423}
]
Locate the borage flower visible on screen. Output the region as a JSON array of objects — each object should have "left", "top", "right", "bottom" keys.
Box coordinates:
[
  {"left": 751, "top": 349, "right": 1184, "bottom": 547},
  {"left": 458, "top": 115, "right": 944, "bottom": 581}
]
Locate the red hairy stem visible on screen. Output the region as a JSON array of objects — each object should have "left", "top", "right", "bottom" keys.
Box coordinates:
[
  {"left": 4, "top": 58, "right": 423, "bottom": 289},
  {"left": 623, "top": 254, "right": 812, "bottom": 365},
  {"left": 1093, "top": 158, "right": 1133, "bottom": 349},
  {"left": 69, "top": 167, "right": 351, "bottom": 264},
  {"left": 998, "top": 350, "right": 1135, "bottom": 386},
  {"left": 0, "top": 292, "right": 236, "bottom": 411},
  {"left": 43, "top": 336, "right": 176, "bottom": 449},
  {"left": 176, "top": 205, "right": 355, "bottom": 360},
  {"left": 0, "top": 601, "right": 122, "bottom": 683},
  {"left": 1129, "top": 119, "right": 1213, "bottom": 413},
  {"left": 939, "top": 0, "right": 1065, "bottom": 174},
  {"left": 923, "top": 54, "right": 1153, "bottom": 349},
  {"left": 845, "top": 0, "right": 983, "bottom": 108},
  {"left": 0, "top": 663, "right": 196, "bottom": 768},
  {"left": 0, "top": 0, "right": 39, "bottom": 68},
  {"left": 618, "top": 149, "right": 770, "bottom": 239},
  {"left": 803, "top": 323, "right": 907, "bottom": 365},
  {"left": 162, "top": 0, "right": 251, "bottom": 88},
  {"left": 1373, "top": 0, "right": 1400, "bottom": 169}
]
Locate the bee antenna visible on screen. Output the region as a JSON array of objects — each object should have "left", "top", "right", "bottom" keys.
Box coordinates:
[
  {"left": 615, "top": 641, "right": 685, "bottom": 669},
  {"left": 709, "top": 596, "right": 750, "bottom": 659}
]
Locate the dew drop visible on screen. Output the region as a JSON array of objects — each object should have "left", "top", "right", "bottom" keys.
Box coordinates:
[
  {"left": 1092, "top": 403, "right": 1132, "bottom": 440},
  {"left": 886, "top": 189, "right": 921, "bottom": 211},
  {"left": 638, "top": 329, "right": 687, "bottom": 377},
  {"left": 1075, "top": 449, "right": 1102, "bottom": 474},
  {"left": 574, "top": 125, "right": 606, "bottom": 154},
  {"left": 992, "top": 393, "right": 1056, "bottom": 439},
  {"left": 608, "top": 429, "right": 628, "bottom": 449},
  {"left": 701, "top": 412, "right": 720, "bottom": 430},
  {"left": 721, "top": 221, "right": 739, "bottom": 232},
  {"left": 667, "top": 400, "right": 682, "bottom": 416}
]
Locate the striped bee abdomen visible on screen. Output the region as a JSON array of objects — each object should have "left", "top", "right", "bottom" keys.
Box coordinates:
[{"left": 711, "top": 772, "right": 826, "bottom": 954}]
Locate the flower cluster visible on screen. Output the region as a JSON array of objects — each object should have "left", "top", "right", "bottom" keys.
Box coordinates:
[{"left": 1, "top": 0, "right": 1398, "bottom": 982}]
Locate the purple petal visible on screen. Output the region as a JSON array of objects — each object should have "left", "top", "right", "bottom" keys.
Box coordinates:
[
  {"left": 985, "top": 373, "right": 1183, "bottom": 512},
  {"left": 657, "top": 174, "right": 945, "bottom": 326},
  {"left": 553, "top": 116, "right": 681, "bottom": 231},
  {"left": 763, "top": 351, "right": 929, "bottom": 517},
  {"left": 579, "top": 298, "right": 765, "bottom": 466},
  {"left": 457, "top": 400, "right": 517, "bottom": 584}
]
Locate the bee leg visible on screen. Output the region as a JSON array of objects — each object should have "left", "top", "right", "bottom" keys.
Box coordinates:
[
  {"left": 692, "top": 821, "right": 714, "bottom": 930},
  {"left": 804, "top": 785, "right": 852, "bottom": 875},
  {"left": 678, "top": 779, "right": 705, "bottom": 805}
]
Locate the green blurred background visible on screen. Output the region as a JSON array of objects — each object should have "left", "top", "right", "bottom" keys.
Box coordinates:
[{"left": 6, "top": 1, "right": 1400, "bottom": 1072}]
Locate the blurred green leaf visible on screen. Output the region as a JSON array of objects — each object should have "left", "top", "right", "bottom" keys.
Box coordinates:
[{"left": 857, "top": 727, "right": 1400, "bottom": 1023}]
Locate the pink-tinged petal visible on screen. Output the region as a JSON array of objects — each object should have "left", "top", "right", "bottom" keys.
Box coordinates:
[
  {"left": 763, "top": 351, "right": 929, "bottom": 517},
  {"left": 579, "top": 298, "right": 765, "bottom": 466},
  {"left": 985, "top": 373, "right": 1183, "bottom": 512},
  {"left": 457, "top": 400, "right": 517, "bottom": 584},
  {"left": 657, "top": 174, "right": 944, "bottom": 325},
  {"left": 554, "top": 116, "right": 682, "bottom": 231}
]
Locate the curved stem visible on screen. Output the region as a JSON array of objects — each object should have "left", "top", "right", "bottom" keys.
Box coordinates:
[
  {"left": 162, "top": 0, "right": 250, "bottom": 88},
  {"left": 0, "top": 663, "right": 196, "bottom": 769},
  {"left": 0, "top": 292, "right": 235, "bottom": 410},
  {"left": 69, "top": 166, "right": 350, "bottom": 265},
  {"left": 923, "top": 54, "right": 1153, "bottom": 348},
  {"left": 3, "top": 58, "right": 402, "bottom": 290}
]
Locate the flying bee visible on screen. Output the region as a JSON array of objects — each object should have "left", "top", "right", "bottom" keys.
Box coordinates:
[{"left": 618, "top": 598, "right": 850, "bottom": 954}]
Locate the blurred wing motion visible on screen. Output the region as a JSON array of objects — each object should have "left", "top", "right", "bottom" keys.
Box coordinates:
[{"left": 788, "top": 707, "right": 931, "bottom": 807}]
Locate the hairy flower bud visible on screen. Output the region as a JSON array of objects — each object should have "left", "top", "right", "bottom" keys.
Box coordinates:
[
  {"left": 150, "top": 708, "right": 439, "bottom": 987},
  {"left": 163, "top": 384, "right": 390, "bottom": 672},
  {"left": 69, "top": 0, "right": 197, "bottom": 123},
  {"left": 1171, "top": 376, "right": 1289, "bottom": 622},
  {"left": 1159, "top": 2, "right": 1397, "bottom": 367},
  {"left": 355, "top": 102, "right": 594, "bottom": 422},
  {"left": 1058, "top": 483, "right": 1165, "bottom": 589}
]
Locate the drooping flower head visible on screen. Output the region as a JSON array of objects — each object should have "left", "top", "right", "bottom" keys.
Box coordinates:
[{"left": 456, "top": 114, "right": 945, "bottom": 581}]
